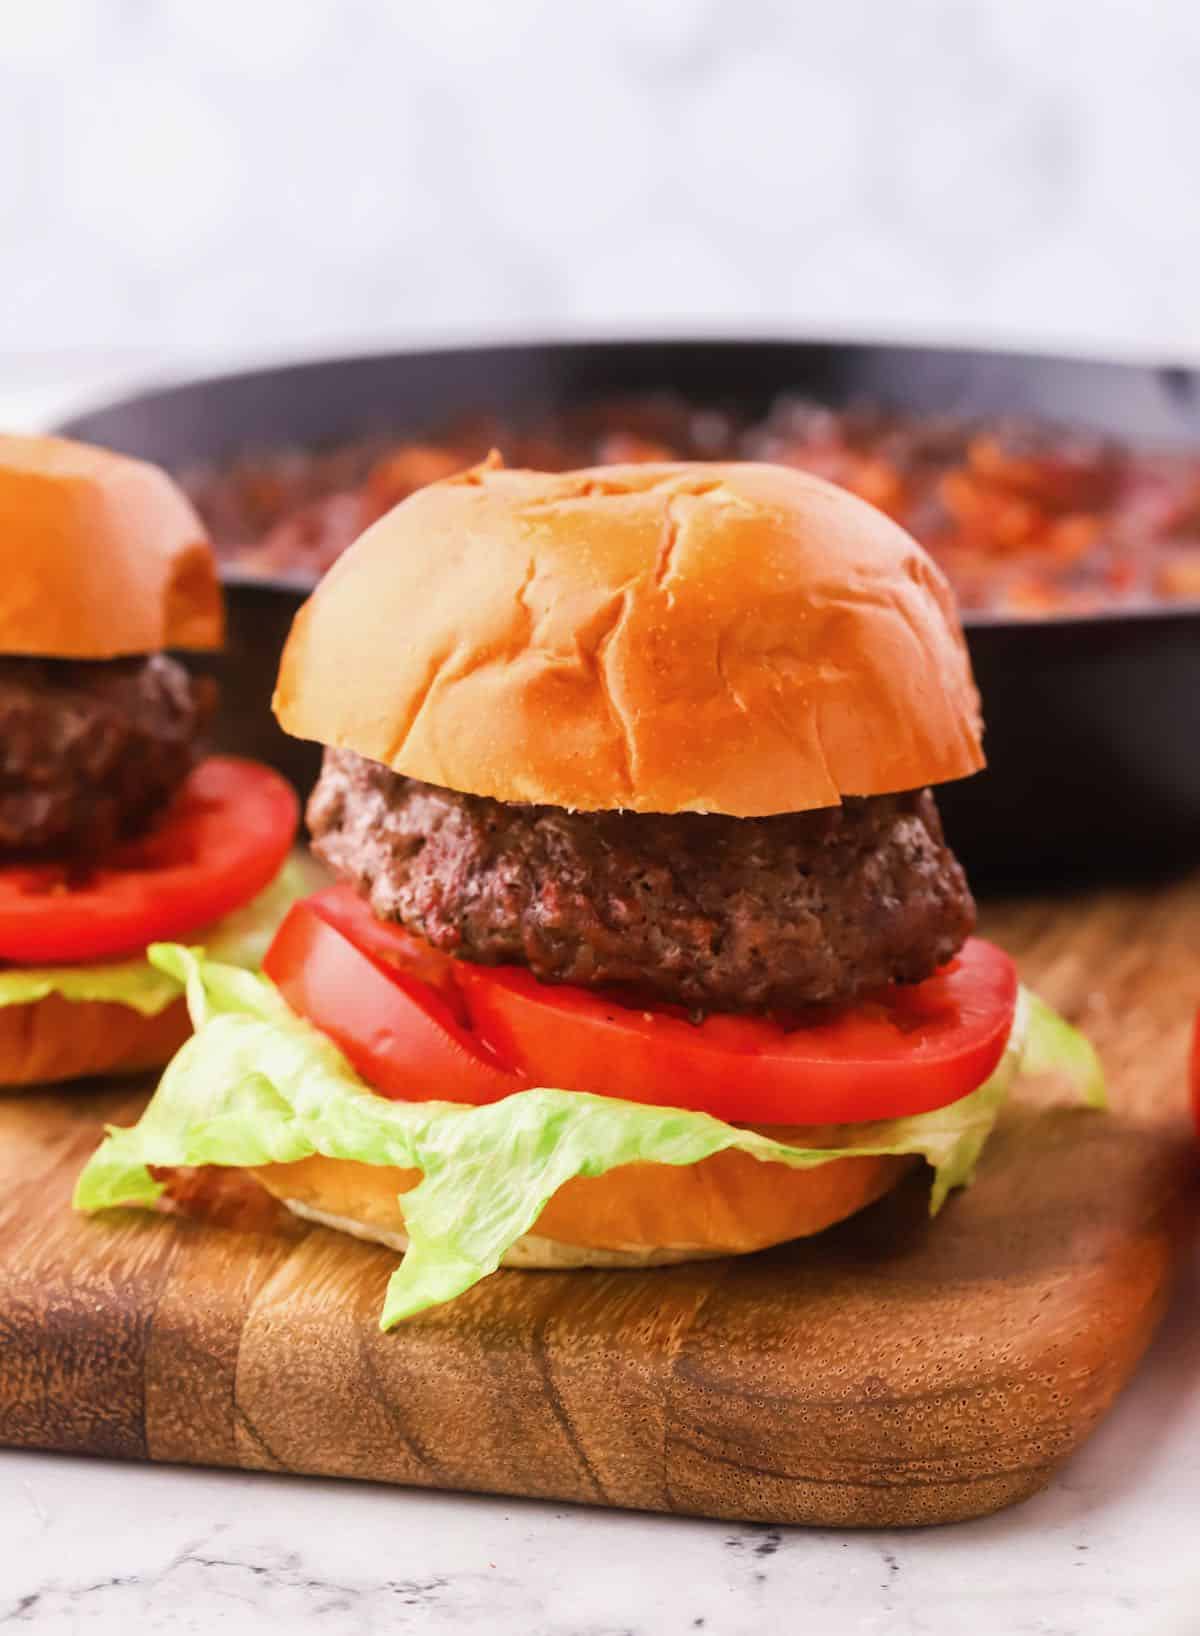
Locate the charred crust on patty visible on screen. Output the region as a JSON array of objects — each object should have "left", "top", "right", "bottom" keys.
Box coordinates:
[{"left": 308, "top": 748, "right": 976, "bottom": 1014}]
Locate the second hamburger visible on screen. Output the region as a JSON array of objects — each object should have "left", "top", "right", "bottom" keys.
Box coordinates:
[{"left": 0, "top": 434, "right": 312, "bottom": 1085}]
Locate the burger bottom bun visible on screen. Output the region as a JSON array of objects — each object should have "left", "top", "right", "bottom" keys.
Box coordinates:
[
  {"left": 251, "top": 1144, "right": 914, "bottom": 1270},
  {"left": 278, "top": 1198, "right": 716, "bottom": 1268},
  {"left": 0, "top": 994, "right": 190, "bottom": 1089}
]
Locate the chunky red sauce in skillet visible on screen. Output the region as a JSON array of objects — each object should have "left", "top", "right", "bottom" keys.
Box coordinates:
[{"left": 184, "top": 394, "right": 1200, "bottom": 617}]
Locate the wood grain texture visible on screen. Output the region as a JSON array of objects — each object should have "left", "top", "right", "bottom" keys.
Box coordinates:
[{"left": 0, "top": 877, "right": 1196, "bottom": 1527}]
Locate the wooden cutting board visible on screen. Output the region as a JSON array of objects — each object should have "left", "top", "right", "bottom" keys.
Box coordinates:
[{"left": 0, "top": 877, "right": 1196, "bottom": 1528}]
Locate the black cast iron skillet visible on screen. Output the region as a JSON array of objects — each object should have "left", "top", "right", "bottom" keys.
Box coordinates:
[{"left": 58, "top": 338, "right": 1200, "bottom": 889}]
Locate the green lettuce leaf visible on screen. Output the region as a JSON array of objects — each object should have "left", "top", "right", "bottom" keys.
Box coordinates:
[
  {"left": 0, "top": 855, "right": 316, "bottom": 1018},
  {"left": 74, "top": 949, "right": 1104, "bottom": 1327}
]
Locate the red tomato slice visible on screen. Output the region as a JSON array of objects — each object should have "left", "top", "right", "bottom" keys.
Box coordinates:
[
  {"left": 300, "top": 885, "right": 467, "bottom": 1019},
  {"left": 263, "top": 898, "right": 521, "bottom": 1104},
  {"left": 0, "top": 757, "right": 298, "bottom": 964},
  {"left": 265, "top": 885, "right": 1019, "bottom": 1124},
  {"left": 455, "top": 942, "right": 1017, "bottom": 1124}
]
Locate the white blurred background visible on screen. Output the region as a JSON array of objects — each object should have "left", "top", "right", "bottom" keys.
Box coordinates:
[{"left": 2, "top": 0, "right": 1199, "bottom": 421}]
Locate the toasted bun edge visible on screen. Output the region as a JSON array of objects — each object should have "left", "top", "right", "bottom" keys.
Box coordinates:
[
  {"left": 249, "top": 1144, "right": 914, "bottom": 1268},
  {"left": 0, "top": 993, "right": 190, "bottom": 1088}
]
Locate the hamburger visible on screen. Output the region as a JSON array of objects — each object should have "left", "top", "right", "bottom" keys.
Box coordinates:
[
  {"left": 76, "top": 459, "right": 1103, "bottom": 1319},
  {"left": 0, "top": 434, "right": 305, "bottom": 1085}
]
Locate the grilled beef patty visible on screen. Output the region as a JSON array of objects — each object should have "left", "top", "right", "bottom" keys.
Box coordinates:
[
  {"left": 308, "top": 748, "right": 976, "bottom": 1014},
  {"left": 0, "top": 654, "right": 213, "bottom": 859}
]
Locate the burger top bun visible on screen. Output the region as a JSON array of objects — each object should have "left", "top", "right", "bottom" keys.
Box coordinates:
[
  {"left": 0, "top": 434, "right": 223, "bottom": 658},
  {"left": 275, "top": 458, "right": 984, "bottom": 817}
]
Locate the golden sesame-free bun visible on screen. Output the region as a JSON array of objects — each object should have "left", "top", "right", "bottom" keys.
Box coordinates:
[
  {"left": 249, "top": 1144, "right": 913, "bottom": 1269},
  {"left": 0, "top": 434, "right": 223, "bottom": 658},
  {"left": 274, "top": 458, "right": 984, "bottom": 816},
  {"left": 0, "top": 995, "right": 190, "bottom": 1089}
]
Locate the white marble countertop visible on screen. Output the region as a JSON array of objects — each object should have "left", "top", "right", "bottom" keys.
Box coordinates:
[{"left": 1, "top": 1237, "right": 1196, "bottom": 1636}]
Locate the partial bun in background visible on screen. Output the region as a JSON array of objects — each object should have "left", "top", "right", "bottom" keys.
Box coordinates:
[
  {"left": 275, "top": 458, "right": 984, "bottom": 817},
  {"left": 0, "top": 995, "right": 191, "bottom": 1089},
  {"left": 250, "top": 1144, "right": 914, "bottom": 1268},
  {"left": 0, "top": 435, "right": 223, "bottom": 659}
]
